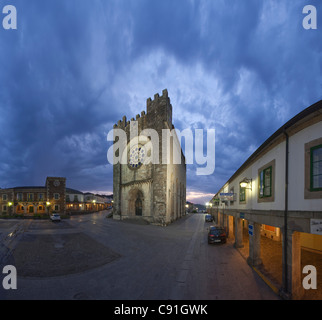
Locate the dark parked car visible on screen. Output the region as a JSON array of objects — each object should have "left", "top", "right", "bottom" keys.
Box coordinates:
[
  {"left": 208, "top": 227, "right": 227, "bottom": 244},
  {"left": 205, "top": 214, "right": 213, "bottom": 222}
]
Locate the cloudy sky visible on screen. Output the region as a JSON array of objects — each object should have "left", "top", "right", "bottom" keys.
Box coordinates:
[{"left": 0, "top": 0, "right": 321, "bottom": 204}]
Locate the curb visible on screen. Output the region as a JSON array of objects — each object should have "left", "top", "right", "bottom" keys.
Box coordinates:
[{"left": 252, "top": 266, "right": 280, "bottom": 296}]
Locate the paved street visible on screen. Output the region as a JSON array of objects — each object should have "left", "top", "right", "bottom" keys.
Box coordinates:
[{"left": 0, "top": 211, "right": 279, "bottom": 300}]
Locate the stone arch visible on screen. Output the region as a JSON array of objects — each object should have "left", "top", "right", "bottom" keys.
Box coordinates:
[
  {"left": 38, "top": 205, "right": 45, "bottom": 213},
  {"left": 128, "top": 188, "right": 145, "bottom": 217},
  {"left": 16, "top": 205, "right": 24, "bottom": 214},
  {"left": 28, "top": 205, "right": 34, "bottom": 214}
]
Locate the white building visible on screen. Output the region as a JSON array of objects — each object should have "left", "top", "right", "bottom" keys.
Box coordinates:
[
  {"left": 211, "top": 100, "right": 322, "bottom": 299},
  {"left": 66, "top": 188, "right": 85, "bottom": 212}
]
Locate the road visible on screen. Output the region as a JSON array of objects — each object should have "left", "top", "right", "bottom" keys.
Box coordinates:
[{"left": 0, "top": 211, "right": 279, "bottom": 300}]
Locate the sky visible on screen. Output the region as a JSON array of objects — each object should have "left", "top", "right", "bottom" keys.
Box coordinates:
[{"left": 0, "top": 0, "right": 322, "bottom": 204}]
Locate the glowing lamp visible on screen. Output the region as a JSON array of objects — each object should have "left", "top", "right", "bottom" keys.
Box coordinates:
[{"left": 240, "top": 178, "right": 252, "bottom": 190}]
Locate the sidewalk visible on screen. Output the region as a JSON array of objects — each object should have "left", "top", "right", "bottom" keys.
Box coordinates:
[{"left": 235, "top": 229, "right": 322, "bottom": 300}]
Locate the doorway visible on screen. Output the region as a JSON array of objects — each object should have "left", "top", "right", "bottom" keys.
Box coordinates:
[{"left": 135, "top": 197, "right": 143, "bottom": 216}]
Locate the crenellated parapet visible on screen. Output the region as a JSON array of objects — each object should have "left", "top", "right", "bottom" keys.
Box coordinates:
[
  {"left": 146, "top": 89, "right": 170, "bottom": 114},
  {"left": 114, "top": 89, "right": 172, "bottom": 130}
]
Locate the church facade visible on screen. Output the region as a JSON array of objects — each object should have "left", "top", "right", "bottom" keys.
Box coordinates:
[{"left": 113, "top": 89, "right": 186, "bottom": 225}]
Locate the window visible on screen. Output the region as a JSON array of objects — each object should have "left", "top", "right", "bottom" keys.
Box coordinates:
[
  {"left": 239, "top": 187, "right": 246, "bottom": 203},
  {"left": 2, "top": 194, "right": 7, "bottom": 201},
  {"left": 311, "top": 144, "right": 322, "bottom": 191},
  {"left": 305, "top": 138, "right": 322, "bottom": 199},
  {"left": 17, "top": 193, "right": 23, "bottom": 201},
  {"left": 27, "top": 193, "right": 34, "bottom": 201},
  {"left": 38, "top": 193, "right": 44, "bottom": 201},
  {"left": 229, "top": 187, "right": 234, "bottom": 205},
  {"left": 2, "top": 205, "right": 7, "bottom": 212},
  {"left": 54, "top": 193, "right": 60, "bottom": 200},
  {"left": 259, "top": 166, "right": 272, "bottom": 198},
  {"left": 258, "top": 160, "right": 275, "bottom": 203},
  {"left": 74, "top": 195, "right": 78, "bottom": 202},
  {"left": 54, "top": 205, "right": 59, "bottom": 211}
]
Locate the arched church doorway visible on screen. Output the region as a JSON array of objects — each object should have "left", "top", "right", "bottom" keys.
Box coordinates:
[
  {"left": 135, "top": 197, "right": 142, "bottom": 216},
  {"left": 129, "top": 189, "right": 144, "bottom": 217}
]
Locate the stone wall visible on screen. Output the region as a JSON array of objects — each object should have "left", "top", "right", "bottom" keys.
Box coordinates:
[{"left": 113, "top": 89, "right": 186, "bottom": 225}]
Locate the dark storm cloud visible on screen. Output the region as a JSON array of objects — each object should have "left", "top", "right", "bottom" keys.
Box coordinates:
[
  {"left": 0, "top": 0, "right": 129, "bottom": 189},
  {"left": 0, "top": 0, "right": 322, "bottom": 202}
]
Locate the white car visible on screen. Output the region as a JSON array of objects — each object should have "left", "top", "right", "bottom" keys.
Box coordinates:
[{"left": 50, "top": 214, "right": 61, "bottom": 222}]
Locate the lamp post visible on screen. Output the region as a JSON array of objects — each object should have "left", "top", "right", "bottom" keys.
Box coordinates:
[
  {"left": 240, "top": 178, "right": 252, "bottom": 190},
  {"left": 8, "top": 202, "right": 13, "bottom": 216},
  {"left": 46, "top": 202, "right": 51, "bottom": 215}
]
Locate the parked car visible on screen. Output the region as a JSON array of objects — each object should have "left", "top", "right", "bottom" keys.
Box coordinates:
[
  {"left": 50, "top": 213, "right": 61, "bottom": 222},
  {"left": 205, "top": 214, "right": 213, "bottom": 222},
  {"left": 208, "top": 227, "right": 227, "bottom": 244}
]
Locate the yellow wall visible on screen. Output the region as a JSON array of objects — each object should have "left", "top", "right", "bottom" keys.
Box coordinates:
[{"left": 301, "top": 233, "right": 322, "bottom": 252}]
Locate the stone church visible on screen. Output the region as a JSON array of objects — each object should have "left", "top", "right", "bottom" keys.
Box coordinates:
[{"left": 113, "top": 89, "right": 186, "bottom": 225}]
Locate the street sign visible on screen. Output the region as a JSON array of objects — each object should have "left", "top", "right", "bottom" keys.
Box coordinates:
[
  {"left": 248, "top": 224, "right": 253, "bottom": 236},
  {"left": 219, "top": 193, "right": 234, "bottom": 201},
  {"left": 310, "top": 219, "right": 322, "bottom": 235}
]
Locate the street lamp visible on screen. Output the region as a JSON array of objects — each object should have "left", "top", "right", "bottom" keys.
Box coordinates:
[{"left": 240, "top": 178, "right": 252, "bottom": 190}]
